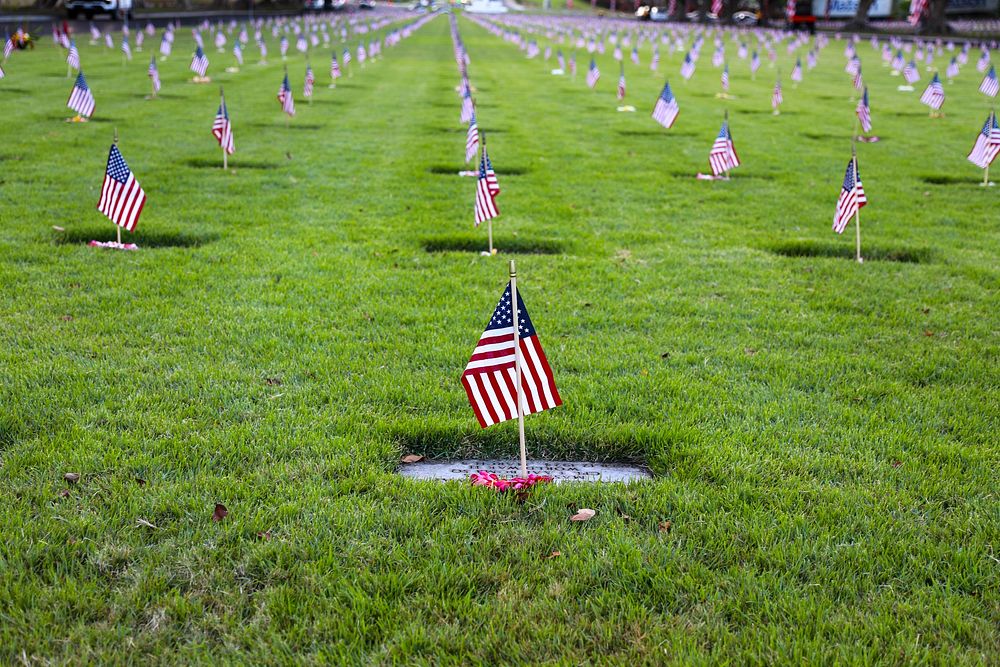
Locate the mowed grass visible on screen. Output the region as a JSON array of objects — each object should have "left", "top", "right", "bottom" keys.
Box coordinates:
[{"left": 1, "top": 14, "right": 998, "bottom": 663}]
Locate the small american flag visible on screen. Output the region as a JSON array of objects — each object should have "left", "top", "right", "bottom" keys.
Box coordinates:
[
  {"left": 833, "top": 156, "right": 867, "bottom": 234},
  {"left": 97, "top": 144, "right": 146, "bottom": 232},
  {"left": 462, "top": 282, "right": 561, "bottom": 429},
  {"left": 121, "top": 34, "right": 132, "bottom": 60},
  {"left": 483, "top": 143, "right": 500, "bottom": 197},
  {"left": 212, "top": 95, "right": 234, "bottom": 155},
  {"left": 280, "top": 36, "right": 289, "bottom": 58},
  {"left": 357, "top": 43, "right": 367, "bottom": 64},
  {"left": 0, "top": 63, "right": 5, "bottom": 79},
  {"left": 680, "top": 52, "right": 695, "bottom": 80},
  {"left": 613, "top": 45, "right": 623, "bottom": 62},
  {"left": 903, "top": 60, "right": 920, "bottom": 84},
  {"left": 104, "top": 33, "right": 113, "bottom": 49},
  {"left": 3, "top": 33, "right": 13, "bottom": 60},
  {"left": 856, "top": 86, "right": 871, "bottom": 133},
  {"left": 786, "top": 0, "right": 796, "bottom": 21},
  {"left": 148, "top": 56, "right": 161, "bottom": 93},
  {"left": 586, "top": 58, "right": 600, "bottom": 88},
  {"left": 233, "top": 42, "right": 243, "bottom": 66},
  {"left": 278, "top": 73, "right": 295, "bottom": 116},
  {"left": 891, "top": 50, "right": 904, "bottom": 71},
  {"left": 617, "top": 66, "right": 626, "bottom": 101},
  {"left": 330, "top": 53, "right": 341, "bottom": 80},
  {"left": 908, "top": 0, "right": 927, "bottom": 26},
  {"left": 980, "top": 65, "right": 999, "bottom": 97},
  {"left": 650, "top": 48, "right": 659, "bottom": 72},
  {"left": 652, "top": 80, "right": 679, "bottom": 129},
  {"left": 772, "top": 79, "right": 783, "bottom": 110},
  {"left": 631, "top": 46, "right": 639, "bottom": 65},
  {"left": 750, "top": 51, "right": 761, "bottom": 75},
  {"left": 845, "top": 56, "right": 860, "bottom": 76},
  {"left": 976, "top": 49, "right": 990, "bottom": 73},
  {"left": 343, "top": 47, "right": 351, "bottom": 66},
  {"left": 160, "top": 34, "right": 172, "bottom": 57},
  {"left": 712, "top": 0, "right": 723, "bottom": 15},
  {"left": 304, "top": 64, "right": 315, "bottom": 98},
  {"left": 67, "top": 71, "right": 95, "bottom": 118},
  {"left": 790, "top": 58, "right": 802, "bottom": 82},
  {"left": 461, "top": 90, "right": 474, "bottom": 123},
  {"left": 920, "top": 72, "right": 945, "bottom": 109},
  {"left": 474, "top": 150, "right": 499, "bottom": 227},
  {"left": 946, "top": 56, "right": 959, "bottom": 79},
  {"left": 191, "top": 46, "right": 209, "bottom": 77},
  {"left": 967, "top": 111, "right": 1000, "bottom": 169},
  {"left": 721, "top": 64, "right": 730, "bottom": 91},
  {"left": 557, "top": 50, "right": 566, "bottom": 71},
  {"left": 709, "top": 119, "right": 740, "bottom": 176},
  {"left": 465, "top": 113, "right": 479, "bottom": 164},
  {"left": 67, "top": 40, "right": 80, "bottom": 70}
]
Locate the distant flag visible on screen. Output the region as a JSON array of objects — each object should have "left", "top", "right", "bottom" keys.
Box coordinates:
[
  {"left": 980, "top": 65, "right": 998, "bottom": 97},
  {"left": 652, "top": 80, "right": 680, "bottom": 129},
  {"left": 104, "top": 33, "right": 113, "bottom": 49},
  {"left": 357, "top": 43, "right": 366, "bottom": 64},
  {"left": 631, "top": 46, "right": 639, "bottom": 65},
  {"left": 280, "top": 35, "right": 289, "bottom": 58},
  {"left": 3, "top": 33, "right": 14, "bottom": 60},
  {"left": 233, "top": 41, "right": 243, "bottom": 66},
  {"left": 121, "top": 34, "right": 132, "bottom": 60},
  {"left": 786, "top": 0, "right": 796, "bottom": 20},
  {"left": 721, "top": 63, "right": 730, "bottom": 91},
  {"left": 920, "top": 72, "right": 945, "bottom": 109},
  {"left": 474, "top": 149, "right": 499, "bottom": 227},
  {"left": 97, "top": 143, "right": 146, "bottom": 232},
  {"left": 891, "top": 49, "right": 904, "bottom": 71},
  {"left": 330, "top": 53, "right": 341, "bottom": 80},
  {"left": 461, "top": 90, "right": 474, "bottom": 123},
  {"left": 853, "top": 64, "right": 864, "bottom": 89},
  {"left": 807, "top": 49, "right": 817, "bottom": 70},
  {"left": 191, "top": 45, "right": 209, "bottom": 77},
  {"left": 833, "top": 155, "right": 866, "bottom": 234},
  {"left": 304, "top": 64, "right": 315, "bottom": 98},
  {"left": 557, "top": 49, "right": 566, "bottom": 71},
  {"left": 160, "top": 33, "right": 172, "bottom": 57},
  {"left": 967, "top": 111, "right": 1000, "bottom": 169},
  {"left": 903, "top": 59, "right": 919, "bottom": 84},
  {"left": 212, "top": 93, "right": 235, "bottom": 155},
  {"left": 67, "top": 71, "right": 95, "bottom": 118},
  {"left": 461, "top": 281, "right": 561, "bottom": 429},
  {"left": 908, "top": 0, "right": 927, "bottom": 26},
  {"left": 650, "top": 48, "right": 660, "bottom": 72},
  {"left": 67, "top": 40, "right": 80, "bottom": 70},
  {"left": 586, "top": 58, "right": 600, "bottom": 88},
  {"left": 790, "top": 57, "right": 802, "bottom": 82},
  {"left": 617, "top": 65, "right": 626, "bottom": 101},
  {"left": 856, "top": 86, "right": 871, "bottom": 133},
  {"left": 976, "top": 49, "right": 990, "bottom": 73},
  {"left": 483, "top": 142, "right": 500, "bottom": 197},
  {"left": 343, "top": 46, "right": 351, "bottom": 66},
  {"left": 708, "top": 118, "right": 740, "bottom": 176},
  {"left": 569, "top": 52, "right": 576, "bottom": 76},
  {"left": 750, "top": 50, "right": 761, "bottom": 75},
  {"left": 148, "top": 56, "right": 161, "bottom": 94},
  {"left": 278, "top": 72, "right": 295, "bottom": 116},
  {"left": 946, "top": 56, "right": 959, "bottom": 79},
  {"left": 712, "top": 0, "right": 723, "bottom": 15},
  {"left": 771, "top": 78, "right": 783, "bottom": 111},
  {"left": 296, "top": 35, "right": 307, "bottom": 54},
  {"left": 613, "top": 45, "right": 622, "bottom": 62},
  {"left": 0, "top": 63, "right": 4, "bottom": 79},
  {"left": 465, "top": 113, "right": 479, "bottom": 163},
  {"left": 680, "top": 52, "right": 695, "bottom": 80}
]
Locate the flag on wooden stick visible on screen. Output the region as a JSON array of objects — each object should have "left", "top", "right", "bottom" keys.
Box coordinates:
[
  {"left": 67, "top": 72, "right": 95, "bottom": 118},
  {"left": 212, "top": 92, "right": 235, "bottom": 155}
]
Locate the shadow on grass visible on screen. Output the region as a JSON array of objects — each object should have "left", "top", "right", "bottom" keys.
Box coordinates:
[
  {"left": 920, "top": 174, "right": 985, "bottom": 186},
  {"left": 48, "top": 115, "right": 117, "bottom": 123},
  {"left": 765, "top": 240, "right": 933, "bottom": 263},
  {"left": 422, "top": 235, "right": 564, "bottom": 255},
  {"left": 184, "top": 157, "right": 280, "bottom": 170},
  {"left": 667, "top": 170, "right": 775, "bottom": 180},
  {"left": 802, "top": 132, "right": 841, "bottom": 141},
  {"left": 428, "top": 165, "right": 528, "bottom": 176},
  {"left": 53, "top": 227, "right": 218, "bottom": 249},
  {"left": 432, "top": 126, "right": 508, "bottom": 134},
  {"left": 1, "top": 87, "right": 30, "bottom": 94},
  {"left": 247, "top": 122, "right": 323, "bottom": 130},
  {"left": 616, "top": 129, "right": 697, "bottom": 137}
]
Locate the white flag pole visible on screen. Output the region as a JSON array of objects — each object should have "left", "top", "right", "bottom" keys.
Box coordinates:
[{"left": 509, "top": 259, "right": 527, "bottom": 478}]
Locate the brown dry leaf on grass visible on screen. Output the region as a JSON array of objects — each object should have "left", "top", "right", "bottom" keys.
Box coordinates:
[
  {"left": 543, "top": 551, "right": 561, "bottom": 559},
  {"left": 212, "top": 503, "right": 229, "bottom": 522},
  {"left": 570, "top": 508, "right": 596, "bottom": 522},
  {"left": 659, "top": 520, "right": 673, "bottom": 534},
  {"left": 400, "top": 454, "right": 425, "bottom": 464},
  {"left": 63, "top": 473, "right": 80, "bottom": 483}
]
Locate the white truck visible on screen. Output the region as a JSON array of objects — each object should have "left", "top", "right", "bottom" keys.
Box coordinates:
[{"left": 65, "top": 0, "right": 134, "bottom": 21}]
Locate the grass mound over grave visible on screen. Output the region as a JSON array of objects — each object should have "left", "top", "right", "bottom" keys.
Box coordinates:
[{"left": 0, "top": 15, "right": 997, "bottom": 664}]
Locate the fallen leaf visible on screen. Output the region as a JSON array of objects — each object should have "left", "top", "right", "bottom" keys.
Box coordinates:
[
  {"left": 59, "top": 489, "right": 71, "bottom": 499},
  {"left": 543, "top": 550, "right": 561, "bottom": 559},
  {"left": 265, "top": 377, "right": 283, "bottom": 386},
  {"left": 60, "top": 315, "right": 74, "bottom": 322},
  {"left": 619, "top": 513, "right": 632, "bottom": 522},
  {"left": 659, "top": 520, "right": 673, "bottom": 533},
  {"left": 63, "top": 472, "right": 80, "bottom": 483},
  {"left": 400, "top": 454, "right": 425, "bottom": 464},
  {"left": 136, "top": 518, "right": 157, "bottom": 529},
  {"left": 891, "top": 460, "right": 903, "bottom": 468},
  {"left": 257, "top": 530, "right": 272, "bottom": 541},
  {"left": 135, "top": 477, "right": 147, "bottom": 487},
  {"left": 212, "top": 503, "right": 229, "bottom": 522},
  {"left": 924, "top": 330, "right": 935, "bottom": 337},
  {"left": 571, "top": 508, "right": 596, "bottom": 522}
]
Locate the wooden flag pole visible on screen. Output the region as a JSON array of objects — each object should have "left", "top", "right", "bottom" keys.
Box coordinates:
[
  {"left": 509, "top": 259, "right": 528, "bottom": 478},
  {"left": 852, "top": 141, "right": 862, "bottom": 263},
  {"left": 220, "top": 87, "right": 228, "bottom": 171},
  {"left": 114, "top": 128, "right": 122, "bottom": 245}
]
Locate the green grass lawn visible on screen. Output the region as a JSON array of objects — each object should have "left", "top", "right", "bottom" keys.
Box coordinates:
[{"left": 1, "top": 14, "right": 998, "bottom": 663}]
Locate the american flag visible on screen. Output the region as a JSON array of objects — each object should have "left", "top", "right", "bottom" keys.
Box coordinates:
[
  {"left": 296, "top": 36, "right": 307, "bottom": 54},
  {"left": 160, "top": 34, "right": 172, "bottom": 57},
  {"left": 845, "top": 56, "right": 860, "bottom": 76},
  {"left": 833, "top": 156, "right": 866, "bottom": 234},
  {"left": 357, "top": 43, "right": 367, "bottom": 64},
  {"left": 853, "top": 64, "right": 864, "bottom": 90},
  {"left": 67, "top": 40, "right": 80, "bottom": 70},
  {"left": 278, "top": 73, "right": 295, "bottom": 116},
  {"left": 980, "top": 65, "right": 999, "bottom": 97},
  {"left": 233, "top": 42, "right": 243, "bottom": 66},
  {"left": 680, "top": 52, "right": 695, "bottom": 80},
  {"left": 330, "top": 53, "right": 341, "bottom": 80},
  {"left": 0, "top": 63, "right": 4, "bottom": 79},
  {"left": 771, "top": 78, "right": 783, "bottom": 110},
  {"left": 631, "top": 46, "right": 639, "bottom": 65},
  {"left": 807, "top": 49, "right": 817, "bottom": 69},
  {"left": 721, "top": 63, "right": 730, "bottom": 91},
  {"left": 148, "top": 56, "right": 161, "bottom": 93},
  {"left": 483, "top": 142, "right": 500, "bottom": 197},
  {"left": 280, "top": 36, "right": 289, "bottom": 57},
  {"left": 750, "top": 51, "right": 761, "bottom": 75},
  {"left": 586, "top": 58, "right": 600, "bottom": 88},
  {"left": 3, "top": 33, "right": 13, "bottom": 60},
  {"left": 461, "top": 90, "right": 474, "bottom": 123},
  {"left": 343, "top": 47, "right": 351, "bottom": 66},
  {"left": 558, "top": 50, "right": 566, "bottom": 70},
  {"left": 946, "top": 56, "right": 959, "bottom": 79},
  {"left": 790, "top": 57, "right": 802, "bottom": 82},
  {"left": 212, "top": 95, "right": 235, "bottom": 155},
  {"left": 903, "top": 60, "right": 919, "bottom": 84},
  {"left": 461, "top": 282, "right": 561, "bottom": 429},
  {"left": 613, "top": 45, "right": 622, "bottom": 62},
  {"left": 652, "top": 80, "right": 679, "bottom": 128},
  {"left": 617, "top": 66, "right": 626, "bottom": 101},
  {"left": 122, "top": 34, "right": 132, "bottom": 60},
  {"left": 976, "top": 49, "right": 990, "bottom": 73},
  {"left": 191, "top": 46, "right": 209, "bottom": 77},
  {"left": 920, "top": 72, "right": 945, "bottom": 109},
  {"left": 967, "top": 111, "right": 1000, "bottom": 169},
  {"left": 105, "top": 33, "right": 113, "bottom": 49},
  {"left": 856, "top": 86, "right": 871, "bottom": 133},
  {"left": 569, "top": 53, "right": 576, "bottom": 75},
  {"left": 97, "top": 144, "right": 146, "bottom": 232},
  {"left": 891, "top": 49, "right": 904, "bottom": 71},
  {"left": 67, "top": 72, "right": 95, "bottom": 118},
  {"left": 711, "top": 0, "right": 723, "bottom": 15},
  {"left": 908, "top": 0, "right": 927, "bottom": 26},
  {"left": 474, "top": 150, "right": 499, "bottom": 227},
  {"left": 786, "top": 0, "right": 796, "bottom": 21},
  {"left": 709, "top": 119, "right": 740, "bottom": 176},
  {"left": 465, "top": 113, "right": 479, "bottom": 164},
  {"left": 304, "top": 64, "right": 315, "bottom": 98},
  {"left": 650, "top": 48, "right": 659, "bottom": 72}
]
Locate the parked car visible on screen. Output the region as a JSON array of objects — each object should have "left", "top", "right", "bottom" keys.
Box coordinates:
[
  {"left": 635, "top": 5, "right": 670, "bottom": 21},
  {"left": 65, "top": 0, "right": 133, "bottom": 20},
  {"left": 732, "top": 10, "right": 758, "bottom": 24},
  {"left": 359, "top": 0, "right": 376, "bottom": 9},
  {"left": 305, "top": 0, "right": 347, "bottom": 10}
]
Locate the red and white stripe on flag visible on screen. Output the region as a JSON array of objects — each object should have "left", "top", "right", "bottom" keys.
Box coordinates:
[
  {"left": 461, "top": 284, "right": 561, "bottom": 429},
  {"left": 97, "top": 144, "right": 146, "bottom": 232}
]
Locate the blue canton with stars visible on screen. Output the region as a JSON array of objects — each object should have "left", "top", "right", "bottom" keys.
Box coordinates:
[
  {"left": 106, "top": 145, "right": 132, "bottom": 184},
  {"left": 75, "top": 72, "right": 88, "bottom": 91},
  {"left": 485, "top": 282, "right": 536, "bottom": 337}
]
